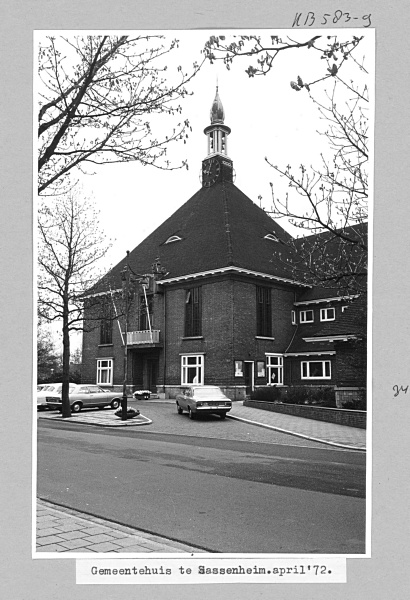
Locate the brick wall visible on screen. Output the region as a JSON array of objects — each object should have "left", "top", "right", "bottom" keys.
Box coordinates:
[
  {"left": 82, "top": 276, "right": 303, "bottom": 393},
  {"left": 162, "top": 279, "right": 235, "bottom": 387},
  {"left": 335, "top": 387, "right": 366, "bottom": 408},
  {"left": 160, "top": 277, "right": 296, "bottom": 393},
  {"left": 82, "top": 295, "right": 145, "bottom": 386},
  {"left": 334, "top": 339, "right": 367, "bottom": 387}
]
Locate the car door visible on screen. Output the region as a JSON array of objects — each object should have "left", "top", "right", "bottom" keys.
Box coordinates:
[
  {"left": 75, "top": 386, "right": 91, "bottom": 405},
  {"left": 87, "top": 385, "right": 105, "bottom": 406}
]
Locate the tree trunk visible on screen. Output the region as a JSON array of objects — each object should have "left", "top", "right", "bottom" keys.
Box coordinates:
[{"left": 61, "top": 293, "right": 72, "bottom": 418}]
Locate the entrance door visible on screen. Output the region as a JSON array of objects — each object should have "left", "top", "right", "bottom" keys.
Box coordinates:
[
  {"left": 147, "top": 359, "right": 158, "bottom": 393},
  {"left": 244, "top": 361, "right": 254, "bottom": 396}
]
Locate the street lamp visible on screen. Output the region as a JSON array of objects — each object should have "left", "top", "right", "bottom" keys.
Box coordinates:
[
  {"left": 120, "top": 258, "right": 130, "bottom": 421},
  {"left": 119, "top": 251, "right": 150, "bottom": 421}
]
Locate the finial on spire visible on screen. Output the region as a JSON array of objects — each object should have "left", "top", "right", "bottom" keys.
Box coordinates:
[{"left": 210, "top": 85, "right": 225, "bottom": 124}]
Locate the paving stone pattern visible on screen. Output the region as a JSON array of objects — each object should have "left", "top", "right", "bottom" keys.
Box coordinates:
[{"left": 36, "top": 499, "right": 206, "bottom": 554}]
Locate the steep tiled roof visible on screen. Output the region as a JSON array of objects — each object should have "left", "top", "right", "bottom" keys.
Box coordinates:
[{"left": 92, "top": 180, "right": 301, "bottom": 293}]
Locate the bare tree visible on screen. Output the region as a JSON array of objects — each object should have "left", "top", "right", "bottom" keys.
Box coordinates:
[
  {"left": 203, "top": 33, "right": 364, "bottom": 92},
  {"left": 204, "top": 34, "right": 369, "bottom": 293},
  {"left": 267, "top": 74, "right": 368, "bottom": 294},
  {"left": 38, "top": 34, "right": 203, "bottom": 194},
  {"left": 38, "top": 189, "right": 111, "bottom": 417}
]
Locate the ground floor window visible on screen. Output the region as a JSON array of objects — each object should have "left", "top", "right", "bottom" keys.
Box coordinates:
[
  {"left": 266, "top": 354, "right": 283, "bottom": 385},
  {"left": 181, "top": 354, "right": 204, "bottom": 385},
  {"left": 301, "top": 360, "right": 331, "bottom": 379},
  {"left": 96, "top": 358, "right": 113, "bottom": 385}
]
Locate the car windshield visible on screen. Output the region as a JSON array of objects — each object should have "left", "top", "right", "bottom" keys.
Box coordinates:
[{"left": 193, "top": 387, "right": 226, "bottom": 399}]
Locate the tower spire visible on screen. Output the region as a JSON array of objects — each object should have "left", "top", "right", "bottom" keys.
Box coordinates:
[
  {"left": 201, "top": 85, "right": 234, "bottom": 187},
  {"left": 204, "top": 85, "right": 231, "bottom": 156}
]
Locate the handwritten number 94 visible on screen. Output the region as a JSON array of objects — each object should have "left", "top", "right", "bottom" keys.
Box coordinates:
[{"left": 393, "top": 385, "right": 409, "bottom": 397}]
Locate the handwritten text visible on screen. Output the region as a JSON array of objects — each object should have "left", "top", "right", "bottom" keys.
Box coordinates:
[{"left": 292, "top": 11, "right": 372, "bottom": 28}]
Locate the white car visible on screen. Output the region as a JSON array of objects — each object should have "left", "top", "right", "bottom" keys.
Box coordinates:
[
  {"left": 36, "top": 383, "right": 74, "bottom": 410},
  {"left": 176, "top": 385, "right": 232, "bottom": 420}
]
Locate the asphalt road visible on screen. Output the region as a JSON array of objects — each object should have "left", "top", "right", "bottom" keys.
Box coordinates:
[{"left": 37, "top": 405, "right": 366, "bottom": 554}]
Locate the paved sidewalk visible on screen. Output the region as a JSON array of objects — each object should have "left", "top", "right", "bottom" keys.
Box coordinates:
[
  {"left": 228, "top": 403, "right": 367, "bottom": 451},
  {"left": 36, "top": 499, "right": 207, "bottom": 554}
]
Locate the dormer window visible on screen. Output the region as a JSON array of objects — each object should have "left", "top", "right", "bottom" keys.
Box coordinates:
[
  {"left": 165, "top": 235, "right": 182, "bottom": 244},
  {"left": 300, "top": 309, "right": 314, "bottom": 323},
  {"left": 264, "top": 233, "right": 279, "bottom": 242},
  {"left": 320, "top": 307, "right": 335, "bottom": 321}
]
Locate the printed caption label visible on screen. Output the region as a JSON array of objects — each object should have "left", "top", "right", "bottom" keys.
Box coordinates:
[{"left": 77, "top": 557, "right": 346, "bottom": 584}]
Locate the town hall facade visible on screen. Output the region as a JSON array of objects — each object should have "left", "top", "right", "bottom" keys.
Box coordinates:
[{"left": 81, "top": 88, "right": 367, "bottom": 403}]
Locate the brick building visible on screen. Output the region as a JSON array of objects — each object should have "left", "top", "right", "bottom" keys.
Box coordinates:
[{"left": 81, "top": 88, "right": 367, "bottom": 401}]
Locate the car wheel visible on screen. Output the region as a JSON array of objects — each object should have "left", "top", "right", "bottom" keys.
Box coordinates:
[
  {"left": 188, "top": 407, "right": 195, "bottom": 420},
  {"left": 177, "top": 403, "right": 183, "bottom": 414},
  {"left": 220, "top": 413, "right": 226, "bottom": 420},
  {"left": 111, "top": 399, "right": 120, "bottom": 409},
  {"left": 71, "top": 402, "right": 82, "bottom": 413}
]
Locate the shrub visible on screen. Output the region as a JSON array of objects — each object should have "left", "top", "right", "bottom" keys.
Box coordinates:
[
  {"left": 281, "top": 387, "right": 336, "bottom": 407},
  {"left": 114, "top": 407, "right": 140, "bottom": 419},
  {"left": 250, "top": 386, "right": 282, "bottom": 402},
  {"left": 282, "top": 387, "right": 313, "bottom": 405},
  {"left": 310, "top": 387, "right": 336, "bottom": 407},
  {"left": 342, "top": 397, "right": 367, "bottom": 411}
]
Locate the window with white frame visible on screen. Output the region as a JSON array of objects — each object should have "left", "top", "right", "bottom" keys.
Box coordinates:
[
  {"left": 320, "top": 307, "right": 335, "bottom": 321},
  {"left": 96, "top": 359, "right": 113, "bottom": 385},
  {"left": 181, "top": 354, "right": 204, "bottom": 385},
  {"left": 291, "top": 310, "right": 296, "bottom": 325},
  {"left": 266, "top": 354, "right": 283, "bottom": 385},
  {"left": 301, "top": 360, "right": 331, "bottom": 379},
  {"left": 300, "top": 309, "right": 314, "bottom": 323}
]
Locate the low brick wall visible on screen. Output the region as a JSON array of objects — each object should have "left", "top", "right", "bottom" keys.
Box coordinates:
[{"left": 244, "top": 400, "right": 366, "bottom": 429}]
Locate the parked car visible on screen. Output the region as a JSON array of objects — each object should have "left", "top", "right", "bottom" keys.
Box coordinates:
[
  {"left": 176, "top": 385, "right": 232, "bottom": 420},
  {"left": 36, "top": 383, "right": 74, "bottom": 410},
  {"left": 45, "top": 384, "right": 122, "bottom": 413}
]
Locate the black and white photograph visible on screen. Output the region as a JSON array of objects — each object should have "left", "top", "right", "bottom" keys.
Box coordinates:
[{"left": 34, "top": 29, "right": 373, "bottom": 560}]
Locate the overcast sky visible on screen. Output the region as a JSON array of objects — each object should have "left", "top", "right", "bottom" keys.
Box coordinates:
[{"left": 36, "top": 29, "right": 374, "bottom": 351}]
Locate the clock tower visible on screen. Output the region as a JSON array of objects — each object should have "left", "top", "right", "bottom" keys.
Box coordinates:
[{"left": 201, "top": 87, "right": 234, "bottom": 187}]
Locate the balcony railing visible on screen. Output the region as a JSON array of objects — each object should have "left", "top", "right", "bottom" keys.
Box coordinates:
[{"left": 127, "top": 330, "right": 160, "bottom": 345}]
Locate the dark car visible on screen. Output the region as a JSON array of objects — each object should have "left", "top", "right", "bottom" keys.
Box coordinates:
[
  {"left": 45, "top": 384, "right": 122, "bottom": 413},
  {"left": 176, "top": 385, "right": 232, "bottom": 420}
]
